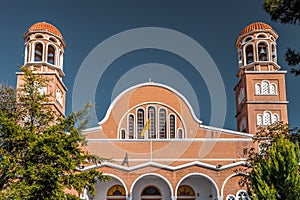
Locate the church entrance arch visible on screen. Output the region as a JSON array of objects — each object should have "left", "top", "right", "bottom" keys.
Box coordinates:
[
  {"left": 92, "top": 175, "right": 127, "bottom": 200},
  {"left": 176, "top": 173, "right": 219, "bottom": 200},
  {"left": 130, "top": 173, "right": 172, "bottom": 200}
]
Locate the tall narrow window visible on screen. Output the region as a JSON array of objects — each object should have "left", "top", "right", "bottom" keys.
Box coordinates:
[
  {"left": 255, "top": 83, "right": 261, "bottom": 95},
  {"left": 56, "top": 89, "right": 63, "bottom": 105},
  {"left": 245, "top": 45, "right": 254, "bottom": 64},
  {"left": 34, "top": 43, "right": 43, "bottom": 62},
  {"left": 261, "top": 81, "right": 269, "bottom": 95},
  {"left": 270, "top": 83, "right": 276, "bottom": 95},
  {"left": 148, "top": 106, "right": 156, "bottom": 139},
  {"left": 258, "top": 42, "right": 268, "bottom": 61},
  {"left": 128, "top": 114, "right": 134, "bottom": 139},
  {"left": 178, "top": 129, "right": 183, "bottom": 139},
  {"left": 271, "top": 44, "right": 276, "bottom": 61},
  {"left": 121, "top": 129, "right": 126, "bottom": 139},
  {"left": 263, "top": 112, "right": 271, "bottom": 125},
  {"left": 257, "top": 114, "right": 263, "bottom": 126},
  {"left": 272, "top": 114, "right": 279, "bottom": 124},
  {"left": 170, "top": 114, "right": 175, "bottom": 138},
  {"left": 159, "top": 109, "right": 166, "bottom": 139},
  {"left": 137, "top": 109, "right": 144, "bottom": 139},
  {"left": 26, "top": 45, "right": 30, "bottom": 63},
  {"left": 47, "top": 45, "right": 55, "bottom": 65}
]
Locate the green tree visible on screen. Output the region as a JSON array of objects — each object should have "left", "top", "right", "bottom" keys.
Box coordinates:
[
  {"left": 264, "top": 0, "right": 300, "bottom": 75},
  {"left": 239, "top": 123, "right": 300, "bottom": 199},
  {"left": 0, "top": 68, "right": 108, "bottom": 199}
]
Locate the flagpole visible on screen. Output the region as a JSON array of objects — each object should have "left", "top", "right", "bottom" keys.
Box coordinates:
[{"left": 150, "top": 135, "right": 152, "bottom": 162}]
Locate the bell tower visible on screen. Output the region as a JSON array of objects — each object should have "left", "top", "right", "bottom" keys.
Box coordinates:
[
  {"left": 17, "top": 22, "right": 67, "bottom": 116},
  {"left": 234, "top": 22, "right": 288, "bottom": 134}
]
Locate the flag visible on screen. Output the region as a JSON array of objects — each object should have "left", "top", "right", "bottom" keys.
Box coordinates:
[{"left": 141, "top": 118, "right": 151, "bottom": 137}]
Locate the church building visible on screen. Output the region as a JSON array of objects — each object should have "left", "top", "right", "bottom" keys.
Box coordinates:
[{"left": 17, "top": 21, "right": 288, "bottom": 200}]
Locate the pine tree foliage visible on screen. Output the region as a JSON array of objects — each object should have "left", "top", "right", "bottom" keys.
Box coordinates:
[
  {"left": 0, "top": 67, "right": 109, "bottom": 199},
  {"left": 239, "top": 122, "right": 300, "bottom": 200},
  {"left": 264, "top": 0, "right": 300, "bottom": 76}
]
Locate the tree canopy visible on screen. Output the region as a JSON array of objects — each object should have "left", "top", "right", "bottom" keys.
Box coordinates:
[
  {"left": 0, "top": 68, "right": 108, "bottom": 199},
  {"left": 264, "top": 0, "right": 300, "bottom": 75},
  {"left": 239, "top": 123, "right": 300, "bottom": 199}
]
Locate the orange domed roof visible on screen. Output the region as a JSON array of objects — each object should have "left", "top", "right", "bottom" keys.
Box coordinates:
[
  {"left": 27, "top": 22, "right": 62, "bottom": 38},
  {"left": 239, "top": 22, "right": 276, "bottom": 36}
]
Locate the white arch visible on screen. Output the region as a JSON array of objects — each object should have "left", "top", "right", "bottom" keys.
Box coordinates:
[
  {"left": 103, "top": 173, "right": 129, "bottom": 197},
  {"left": 99, "top": 82, "right": 202, "bottom": 126},
  {"left": 130, "top": 173, "right": 174, "bottom": 197},
  {"left": 175, "top": 172, "right": 220, "bottom": 198},
  {"left": 221, "top": 173, "right": 246, "bottom": 197}
]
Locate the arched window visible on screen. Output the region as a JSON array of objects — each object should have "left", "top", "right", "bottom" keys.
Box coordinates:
[
  {"left": 128, "top": 114, "right": 134, "bottom": 139},
  {"left": 256, "top": 80, "right": 277, "bottom": 95},
  {"left": 34, "top": 43, "right": 43, "bottom": 62},
  {"left": 239, "top": 116, "right": 247, "bottom": 132},
  {"left": 261, "top": 80, "right": 269, "bottom": 95},
  {"left": 170, "top": 114, "right": 175, "bottom": 138},
  {"left": 245, "top": 45, "right": 254, "bottom": 64},
  {"left": 148, "top": 106, "right": 156, "bottom": 139},
  {"left": 141, "top": 186, "right": 161, "bottom": 196},
  {"left": 25, "top": 44, "right": 30, "bottom": 63},
  {"left": 263, "top": 111, "right": 272, "bottom": 125},
  {"left": 257, "top": 112, "right": 279, "bottom": 125},
  {"left": 159, "top": 109, "right": 166, "bottom": 139},
  {"left": 272, "top": 114, "right": 279, "bottom": 124},
  {"left": 177, "top": 185, "right": 195, "bottom": 196},
  {"left": 121, "top": 129, "right": 126, "bottom": 139},
  {"left": 238, "top": 87, "right": 245, "bottom": 105},
  {"left": 178, "top": 129, "right": 183, "bottom": 139},
  {"left": 107, "top": 185, "right": 126, "bottom": 197},
  {"left": 255, "top": 83, "right": 261, "bottom": 95},
  {"left": 270, "top": 83, "right": 277, "bottom": 95},
  {"left": 47, "top": 45, "right": 55, "bottom": 65},
  {"left": 137, "top": 109, "right": 144, "bottom": 139},
  {"left": 258, "top": 42, "right": 268, "bottom": 61},
  {"left": 56, "top": 89, "right": 63, "bottom": 105},
  {"left": 257, "top": 114, "right": 263, "bottom": 126}
]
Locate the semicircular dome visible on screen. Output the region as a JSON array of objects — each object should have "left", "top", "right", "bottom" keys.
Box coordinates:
[
  {"left": 239, "top": 22, "right": 277, "bottom": 36},
  {"left": 27, "top": 21, "right": 62, "bottom": 38}
]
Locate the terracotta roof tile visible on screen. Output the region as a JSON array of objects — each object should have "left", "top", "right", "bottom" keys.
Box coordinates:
[{"left": 28, "top": 22, "right": 62, "bottom": 38}]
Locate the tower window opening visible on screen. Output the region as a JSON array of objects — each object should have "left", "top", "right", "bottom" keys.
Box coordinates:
[
  {"left": 170, "top": 114, "right": 175, "bottom": 138},
  {"left": 245, "top": 45, "right": 254, "bottom": 64},
  {"left": 34, "top": 43, "right": 43, "bottom": 62},
  {"left": 137, "top": 109, "right": 144, "bottom": 139},
  {"left": 258, "top": 43, "right": 268, "bottom": 61},
  {"left": 128, "top": 114, "right": 134, "bottom": 139},
  {"left": 47, "top": 45, "right": 55, "bottom": 65},
  {"left": 26, "top": 45, "right": 30, "bottom": 63},
  {"left": 271, "top": 44, "right": 276, "bottom": 61},
  {"left": 159, "top": 109, "right": 167, "bottom": 139}
]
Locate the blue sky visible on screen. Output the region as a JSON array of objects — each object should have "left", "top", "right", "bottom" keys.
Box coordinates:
[{"left": 0, "top": 0, "right": 299, "bottom": 130}]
